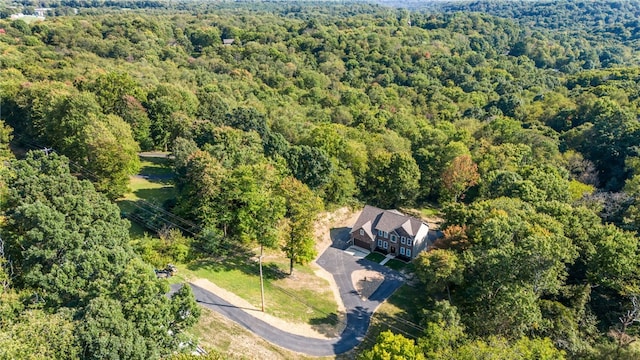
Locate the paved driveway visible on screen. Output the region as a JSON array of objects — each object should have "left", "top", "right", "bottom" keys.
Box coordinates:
[{"left": 179, "top": 236, "right": 405, "bottom": 356}]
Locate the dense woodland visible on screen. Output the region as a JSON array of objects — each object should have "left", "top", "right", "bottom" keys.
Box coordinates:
[{"left": 2, "top": 0, "right": 640, "bottom": 359}]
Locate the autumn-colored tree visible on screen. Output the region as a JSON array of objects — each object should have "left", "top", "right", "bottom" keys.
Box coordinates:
[
  {"left": 434, "top": 224, "right": 470, "bottom": 251},
  {"left": 441, "top": 155, "right": 480, "bottom": 203}
]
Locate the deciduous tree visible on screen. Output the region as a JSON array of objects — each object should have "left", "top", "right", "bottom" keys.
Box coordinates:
[
  {"left": 440, "top": 154, "right": 479, "bottom": 202},
  {"left": 279, "top": 177, "right": 323, "bottom": 274}
]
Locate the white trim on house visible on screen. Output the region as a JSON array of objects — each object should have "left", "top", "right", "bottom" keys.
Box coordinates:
[{"left": 349, "top": 205, "right": 430, "bottom": 259}]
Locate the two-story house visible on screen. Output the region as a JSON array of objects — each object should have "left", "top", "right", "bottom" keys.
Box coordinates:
[{"left": 349, "top": 205, "right": 429, "bottom": 260}]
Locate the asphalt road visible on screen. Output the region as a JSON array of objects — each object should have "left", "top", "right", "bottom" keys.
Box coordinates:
[{"left": 177, "top": 244, "right": 405, "bottom": 356}]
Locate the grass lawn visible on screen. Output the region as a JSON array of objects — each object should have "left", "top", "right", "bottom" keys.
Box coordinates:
[
  {"left": 365, "top": 252, "right": 386, "bottom": 263},
  {"left": 401, "top": 204, "right": 441, "bottom": 219},
  {"left": 419, "top": 206, "right": 440, "bottom": 217},
  {"left": 122, "top": 157, "right": 174, "bottom": 203},
  {"left": 121, "top": 155, "right": 343, "bottom": 354},
  {"left": 137, "top": 155, "right": 173, "bottom": 176},
  {"left": 385, "top": 258, "right": 409, "bottom": 271},
  {"left": 176, "top": 252, "right": 340, "bottom": 333},
  {"left": 124, "top": 176, "right": 174, "bottom": 201},
  {"left": 117, "top": 156, "right": 175, "bottom": 239}
]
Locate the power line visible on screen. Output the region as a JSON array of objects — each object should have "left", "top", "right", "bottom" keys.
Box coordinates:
[
  {"left": 14, "top": 140, "right": 429, "bottom": 339},
  {"left": 119, "top": 197, "right": 429, "bottom": 337}
]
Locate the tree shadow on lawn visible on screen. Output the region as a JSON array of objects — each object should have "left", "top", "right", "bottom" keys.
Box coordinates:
[
  {"left": 187, "top": 249, "right": 288, "bottom": 281},
  {"left": 355, "top": 309, "right": 422, "bottom": 353},
  {"left": 136, "top": 156, "right": 174, "bottom": 182},
  {"left": 380, "top": 284, "right": 423, "bottom": 327},
  {"left": 139, "top": 155, "right": 170, "bottom": 166},
  {"left": 117, "top": 199, "right": 138, "bottom": 214},
  {"left": 133, "top": 187, "right": 175, "bottom": 205}
]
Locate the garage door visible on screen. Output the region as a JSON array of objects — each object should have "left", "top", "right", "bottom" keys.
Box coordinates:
[{"left": 354, "top": 238, "right": 371, "bottom": 250}]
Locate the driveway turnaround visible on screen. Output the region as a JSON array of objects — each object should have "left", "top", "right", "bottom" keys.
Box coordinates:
[{"left": 180, "top": 245, "right": 405, "bottom": 356}]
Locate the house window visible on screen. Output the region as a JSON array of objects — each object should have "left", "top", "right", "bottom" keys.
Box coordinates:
[
  {"left": 400, "top": 247, "right": 405, "bottom": 255},
  {"left": 400, "top": 236, "right": 406, "bottom": 244},
  {"left": 359, "top": 229, "right": 364, "bottom": 236},
  {"left": 383, "top": 241, "right": 388, "bottom": 249},
  {"left": 406, "top": 249, "right": 411, "bottom": 257},
  {"left": 407, "top": 238, "right": 412, "bottom": 246},
  {"left": 377, "top": 239, "right": 383, "bottom": 248},
  {"left": 391, "top": 235, "right": 396, "bottom": 243},
  {"left": 378, "top": 230, "right": 383, "bottom": 236},
  {"left": 383, "top": 231, "right": 388, "bottom": 238}
]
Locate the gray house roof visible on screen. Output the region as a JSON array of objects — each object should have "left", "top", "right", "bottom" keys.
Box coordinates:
[{"left": 350, "top": 205, "right": 425, "bottom": 238}]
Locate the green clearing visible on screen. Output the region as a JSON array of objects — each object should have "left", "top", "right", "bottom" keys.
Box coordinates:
[
  {"left": 123, "top": 157, "right": 174, "bottom": 203},
  {"left": 365, "top": 252, "right": 386, "bottom": 263},
  {"left": 417, "top": 203, "right": 441, "bottom": 218},
  {"left": 118, "top": 155, "right": 174, "bottom": 239},
  {"left": 176, "top": 254, "right": 340, "bottom": 331},
  {"left": 401, "top": 204, "right": 441, "bottom": 219},
  {"left": 419, "top": 207, "right": 440, "bottom": 217},
  {"left": 121, "top": 156, "right": 340, "bottom": 337},
  {"left": 123, "top": 176, "right": 174, "bottom": 203}
]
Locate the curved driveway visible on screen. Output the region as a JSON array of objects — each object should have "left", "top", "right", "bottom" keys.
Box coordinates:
[{"left": 183, "top": 245, "right": 405, "bottom": 356}]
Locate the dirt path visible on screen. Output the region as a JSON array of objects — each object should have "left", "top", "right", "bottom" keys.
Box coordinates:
[
  {"left": 190, "top": 279, "right": 331, "bottom": 340},
  {"left": 188, "top": 207, "right": 362, "bottom": 342}
]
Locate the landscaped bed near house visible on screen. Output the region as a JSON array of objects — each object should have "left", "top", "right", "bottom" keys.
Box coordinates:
[{"left": 385, "top": 258, "right": 411, "bottom": 271}]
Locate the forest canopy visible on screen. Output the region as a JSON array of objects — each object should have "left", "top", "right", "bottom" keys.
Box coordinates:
[{"left": 2, "top": 0, "right": 640, "bottom": 358}]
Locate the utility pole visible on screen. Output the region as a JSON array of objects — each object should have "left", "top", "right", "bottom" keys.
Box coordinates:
[{"left": 259, "top": 243, "right": 265, "bottom": 312}]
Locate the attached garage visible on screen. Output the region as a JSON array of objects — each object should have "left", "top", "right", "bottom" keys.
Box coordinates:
[{"left": 353, "top": 238, "right": 372, "bottom": 250}]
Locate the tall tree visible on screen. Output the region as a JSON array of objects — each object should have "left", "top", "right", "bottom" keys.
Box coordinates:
[
  {"left": 279, "top": 177, "right": 323, "bottom": 274},
  {"left": 365, "top": 151, "right": 420, "bottom": 208},
  {"left": 440, "top": 154, "right": 479, "bottom": 202},
  {"left": 2, "top": 152, "right": 199, "bottom": 358},
  {"left": 146, "top": 84, "right": 199, "bottom": 150},
  {"left": 0, "top": 120, "right": 12, "bottom": 165},
  {"left": 221, "top": 163, "right": 286, "bottom": 247},
  {"left": 14, "top": 86, "right": 140, "bottom": 198},
  {"left": 286, "top": 145, "right": 334, "bottom": 190}
]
